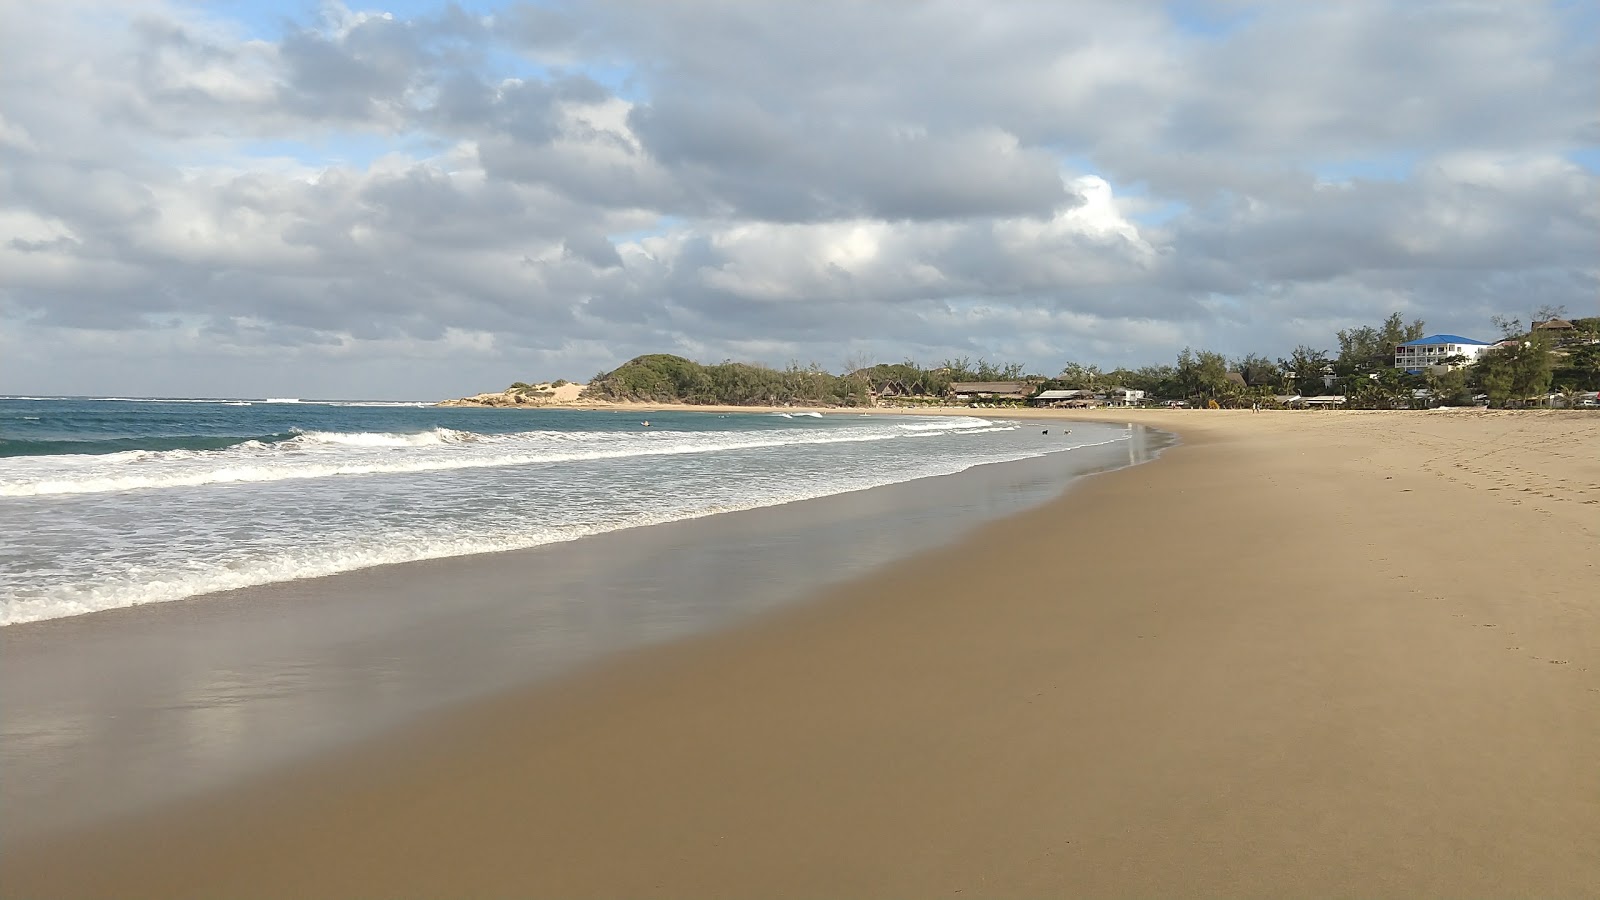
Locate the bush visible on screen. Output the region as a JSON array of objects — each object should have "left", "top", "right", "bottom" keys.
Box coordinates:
[{"left": 584, "top": 355, "right": 874, "bottom": 406}]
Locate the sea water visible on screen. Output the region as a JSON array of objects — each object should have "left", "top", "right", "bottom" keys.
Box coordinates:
[{"left": 0, "top": 397, "right": 1133, "bottom": 626}]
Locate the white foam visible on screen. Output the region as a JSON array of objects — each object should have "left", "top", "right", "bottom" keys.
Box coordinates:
[
  {"left": 895, "top": 416, "right": 999, "bottom": 432},
  {"left": 286, "top": 427, "right": 479, "bottom": 448},
  {"left": 0, "top": 429, "right": 1136, "bottom": 626},
  {"left": 0, "top": 420, "right": 1020, "bottom": 497},
  {"left": 53, "top": 397, "right": 430, "bottom": 407}
]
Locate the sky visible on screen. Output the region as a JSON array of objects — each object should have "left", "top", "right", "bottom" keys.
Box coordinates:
[{"left": 1, "top": 0, "right": 1596, "bottom": 400}]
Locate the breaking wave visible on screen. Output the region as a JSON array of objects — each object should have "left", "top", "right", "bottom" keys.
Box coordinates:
[{"left": 0, "top": 421, "right": 1019, "bottom": 497}]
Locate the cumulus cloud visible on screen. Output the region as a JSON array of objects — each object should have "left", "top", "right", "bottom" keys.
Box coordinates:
[{"left": 0, "top": 0, "right": 1595, "bottom": 398}]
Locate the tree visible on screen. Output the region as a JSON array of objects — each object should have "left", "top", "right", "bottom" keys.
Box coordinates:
[
  {"left": 1278, "top": 345, "right": 1333, "bottom": 396},
  {"left": 940, "top": 356, "right": 977, "bottom": 382},
  {"left": 1476, "top": 333, "right": 1555, "bottom": 407},
  {"left": 1553, "top": 342, "right": 1600, "bottom": 391},
  {"left": 1336, "top": 312, "right": 1425, "bottom": 375},
  {"left": 971, "top": 358, "right": 1026, "bottom": 381},
  {"left": 1490, "top": 314, "right": 1525, "bottom": 340},
  {"left": 1174, "top": 347, "right": 1231, "bottom": 402},
  {"left": 1426, "top": 366, "right": 1472, "bottom": 406},
  {"left": 1534, "top": 303, "right": 1568, "bottom": 325},
  {"left": 1055, "top": 362, "right": 1105, "bottom": 390},
  {"left": 1232, "top": 353, "right": 1281, "bottom": 389}
]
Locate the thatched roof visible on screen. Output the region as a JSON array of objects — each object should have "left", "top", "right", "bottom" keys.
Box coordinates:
[{"left": 949, "top": 381, "right": 1032, "bottom": 395}]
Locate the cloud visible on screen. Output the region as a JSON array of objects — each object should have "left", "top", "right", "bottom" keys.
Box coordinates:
[{"left": 0, "top": 0, "right": 1595, "bottom": 399}]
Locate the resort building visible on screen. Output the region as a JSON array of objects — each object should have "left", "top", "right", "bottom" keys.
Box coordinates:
[
  {"left": 1030, "top": 389, "right": 1097, "bottom": 407},
  {"left": 1393, "top": 334, "right": 1491, "bottom": 372},
  {"left": 1029, "top": 387, "right": 1145, "bottom": 408},
  {"left": 949, "top": 381, "right": 1035, "bottom": 401}
]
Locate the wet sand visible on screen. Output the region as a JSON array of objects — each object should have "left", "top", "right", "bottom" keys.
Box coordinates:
[
  {"left": 4, "top": 410, "right": 1598, "bottom": 897},
  {"left": 1, "top": 423, "right": 1161, "bottom": 841}
]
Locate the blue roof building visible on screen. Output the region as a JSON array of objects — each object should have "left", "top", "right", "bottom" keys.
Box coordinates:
[
  {"left": 1394, "top": 334, "right": 1491, "bottom": 372},
  {"left": 1396, "top": 334, "right": 1491, "bottom": 348}
]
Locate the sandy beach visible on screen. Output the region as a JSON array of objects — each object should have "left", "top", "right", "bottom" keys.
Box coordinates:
[{"left": 4, "top": 409, "right": 1597, "bottom": 898}]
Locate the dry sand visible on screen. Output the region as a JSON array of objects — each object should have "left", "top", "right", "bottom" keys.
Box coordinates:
[{"left": 4, "top": 410, "right": 1597, "bottom": 898}]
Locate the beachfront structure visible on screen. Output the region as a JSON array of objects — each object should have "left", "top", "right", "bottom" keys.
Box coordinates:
[
  {"left": 949, "top": 381, "right": 1034, "bottom": 401},
  {"left": 1029, "top": 387, "right": 1145, "bottom": 408},
  {"left": 1031, "top": 389, "right": 1097, "bottom": 407},
  {"left": 1393, "top": 334, "right": 1491, "bottom": 372}
]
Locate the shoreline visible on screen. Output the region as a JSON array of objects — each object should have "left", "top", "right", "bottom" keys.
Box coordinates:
[
  {"left": 1, "top": 421, "right": 1166, "bottom": 843},
  {"left": 4, "top": 411, "right": 1597, "bottom": 897}
]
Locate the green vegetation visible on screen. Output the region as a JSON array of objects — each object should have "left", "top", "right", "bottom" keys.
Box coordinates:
[
  {"left": 582, "top": 355, "right": 873, "bottom": 406},
  {"left": 528, "top": 307, "right": 1600, "bottom": 410},
  {"left": 1477, "top": 329, "right": 1554, "bottom": 407},
  {"left": 1336, "top": 313, "right": 1426, "bottom": 375}
]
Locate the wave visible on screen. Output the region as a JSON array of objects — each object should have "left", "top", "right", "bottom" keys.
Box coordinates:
[
  {"left": 85, "top": 397, "right": 248, "bottom": 404},
  {"left": 0, "top": 421, "right": 1021, "bottom": 497},
  {"left": 894, "top": 416, "right": 996, "bottom": 432},
  {"left": 0, "top": 433, "right": 298, "bottom": 458},
  {"left": 286, "top": 427, "right": 479, "bottom": 448},
  {"left": 30, "top": 397, "right": 431, "bottom": 407},
  {"left": 0, "top": 430, "right": 1132, "bottom": 625}
]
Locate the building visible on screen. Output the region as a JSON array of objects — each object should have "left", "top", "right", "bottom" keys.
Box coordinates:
[
  {"left": 1030, "top": 389, "right": 1097, "bottom": 407},
  {"left": 1393, "top": 334, "right": 1491, "bottom": 372},
  {"left": 949, "top": 381, "right": 1034, "bottom": 401},
  {"left": 1532, "top": 318, "right": 1574, "bottom": 335},
  {"left": 1106, "top": 388, "right": 1145, "bottom": 406}
]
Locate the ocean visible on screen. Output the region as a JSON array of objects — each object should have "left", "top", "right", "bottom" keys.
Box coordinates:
[
  {"left": 2, "top": 395, "right": 1171, "bottom": 839},
  {"left": 2, "top": 396, "right": 1138, "bottom": 627}
]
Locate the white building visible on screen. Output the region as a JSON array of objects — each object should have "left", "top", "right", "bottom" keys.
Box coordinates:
[{"left": 1394, "top": 334, "right": 1491, "bottom": 371}]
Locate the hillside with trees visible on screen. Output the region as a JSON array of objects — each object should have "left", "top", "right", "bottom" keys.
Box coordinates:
[
  {"left": 582, "top": 355, "right": 874, "bottom": 406},
  {"left": 541, "top": 309, "right": 1600, "bottom": 410}
]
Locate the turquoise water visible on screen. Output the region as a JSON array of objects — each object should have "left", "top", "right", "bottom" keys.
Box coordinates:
[{"left": 0, "top": 397, "right": 1133, "bottom": 625}]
